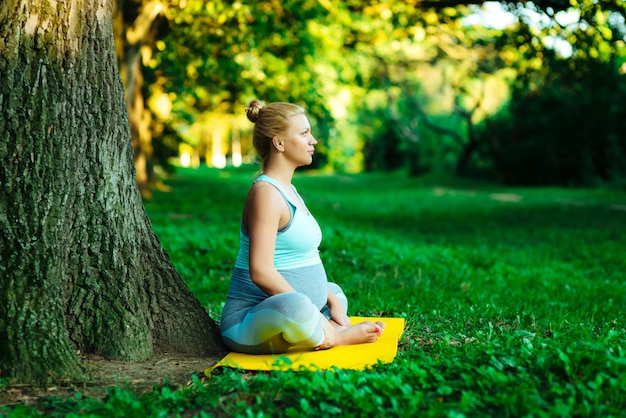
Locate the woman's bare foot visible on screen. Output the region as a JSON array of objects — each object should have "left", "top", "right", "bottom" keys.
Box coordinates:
[
  {"left": 317, "top": 320, "right": 385, "bottom": 350},
  {"left": 335, "top": 321, "right": 385, "bottom": 346}
]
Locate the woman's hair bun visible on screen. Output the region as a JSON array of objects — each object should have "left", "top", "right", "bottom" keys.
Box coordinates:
[{"left": 245, "top": 100, "right": 265, "bottom": 123}]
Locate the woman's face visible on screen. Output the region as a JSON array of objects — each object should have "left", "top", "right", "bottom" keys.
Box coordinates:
[{"left": 280, "top": 113, "right": 318, "bottom": 167}]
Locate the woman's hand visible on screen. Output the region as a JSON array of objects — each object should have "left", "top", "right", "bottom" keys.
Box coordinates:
[
  {"left": 329, "top": 305, "right": 351, "bottom": 327},
  {"left": 327, "top": 290, "right": 351, "bottom": 327}
]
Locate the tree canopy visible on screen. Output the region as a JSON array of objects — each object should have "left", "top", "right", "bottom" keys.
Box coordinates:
[{"left": 122, "top": 0, "right": 625, "bottom": 185}]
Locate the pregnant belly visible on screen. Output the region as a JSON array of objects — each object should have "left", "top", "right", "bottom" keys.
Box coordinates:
[{"left": 280, "top": 263, "right": 328, "bottom": 310}]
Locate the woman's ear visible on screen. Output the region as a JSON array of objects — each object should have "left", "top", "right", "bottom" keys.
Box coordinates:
[{"left": 272, "top": 136, "right": 284, "bottom": 152}]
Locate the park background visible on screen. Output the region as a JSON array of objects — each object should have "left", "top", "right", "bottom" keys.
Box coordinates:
[
  {"left": 2, "top": 0, "right": 626, "bottom": 416},
  {"left": 117, "top": 0, "right": 626, "bottom": 192}
]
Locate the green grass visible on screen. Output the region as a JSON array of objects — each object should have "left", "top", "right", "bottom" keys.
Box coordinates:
[{"left": 5, "top": 167, "right": 626, "bottom": 417}]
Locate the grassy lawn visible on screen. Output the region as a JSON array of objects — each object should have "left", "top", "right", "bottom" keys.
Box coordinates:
[{"left": 6, "top": 167, "right": 626, "bottom": 417}]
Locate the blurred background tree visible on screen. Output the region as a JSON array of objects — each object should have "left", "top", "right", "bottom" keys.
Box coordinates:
[
  {"left": 114, "top": 0, "right": 626, "bottom": 188},
  {"left": 473, "top": 1, "right": 626, "bottom": 185},
  {"left": 114, "top": 0, "right": 169, "bottom": 196}
]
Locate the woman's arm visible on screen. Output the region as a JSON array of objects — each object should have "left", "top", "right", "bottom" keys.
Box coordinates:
[
  {"left": 245, "top": 182, "right": 295, "bottom": 295},
  {"left": 326, "top": 290, "right": 351, "bottom": 327}
]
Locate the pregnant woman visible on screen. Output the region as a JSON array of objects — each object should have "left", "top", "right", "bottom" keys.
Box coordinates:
[{"left": 220, "top": 100, "right": 385, "bottom": 354}]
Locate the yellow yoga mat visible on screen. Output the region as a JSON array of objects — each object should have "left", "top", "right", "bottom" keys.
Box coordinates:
[{"left": 210, "top": 317, "right": 405, "bottom": 372}]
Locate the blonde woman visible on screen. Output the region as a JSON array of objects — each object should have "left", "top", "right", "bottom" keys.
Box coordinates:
[{"left": 220, "top": 100, "right": 385, "bottom": 354}]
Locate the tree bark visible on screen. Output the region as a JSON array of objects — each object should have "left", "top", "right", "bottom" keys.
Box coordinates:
[{"left": 0, "top": 0, "right": 225, "bottom": 383}]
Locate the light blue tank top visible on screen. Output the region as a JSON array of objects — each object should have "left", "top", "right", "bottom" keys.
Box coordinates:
[{"left": 234, "top": 175, "right": 323, "bottom": 270}]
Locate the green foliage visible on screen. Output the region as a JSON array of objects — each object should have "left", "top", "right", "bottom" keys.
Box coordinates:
[
  {"left": 6, "top": 168, "right": 625, "bottom": 416},
  {"left": 149, "top": 0, "right": 339, "bottom": 168},
  {"left": 134, "top": 0, "right": 626, "bottom": 183},
  {"left": 475, "top": 51, "right": 626, "bottom": 185},
  {"left": 464, "top": 1, "right": 626, "bottom": 185}
]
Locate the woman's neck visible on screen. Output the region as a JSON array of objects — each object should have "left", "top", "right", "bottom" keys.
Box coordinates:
[{"left": 263, "top": 165, "right": 294, "bottom": 188}]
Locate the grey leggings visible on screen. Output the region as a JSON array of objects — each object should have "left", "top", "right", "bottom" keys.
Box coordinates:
[{"left": 221, "top": 283, "right": 348, "bottom": 354}]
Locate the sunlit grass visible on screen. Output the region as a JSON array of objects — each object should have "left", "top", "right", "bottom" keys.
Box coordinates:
[{"left": 7, "top": 166, "right": 624, "bottom": 416}]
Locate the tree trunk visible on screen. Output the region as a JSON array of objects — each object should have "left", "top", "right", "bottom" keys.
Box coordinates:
[
  {"left": 0, "top": 0, "right": 225, "bottom": 383},
  {"left": 114, "top": 0, "right": 164, "bottom": 197},
  {"left": 454, "top": 104, "right": 479, "bottom": 176}
]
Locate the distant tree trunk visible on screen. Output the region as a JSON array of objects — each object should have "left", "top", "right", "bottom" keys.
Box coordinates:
[
  {"left": 0, "top": 0, "right": 224, "bottom": 383},
  {"left": 452, "top": 101, "right": 480, "bottom": 176},
  {"left": 454, "top": 118, "right": 478, "bottom": 175},
  {"left": 114, "top": 0, "right": 164, "bottom": 197}
]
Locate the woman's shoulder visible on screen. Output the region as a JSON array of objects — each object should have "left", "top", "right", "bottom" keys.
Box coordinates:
[
  {"left": 253, "top": 174, "right": 279, "bottom": 188},
  {"left": 244, "top": 178, "right": 291, "bottom": 228},
  {"left": 247, "top": 179, "right": 284, "bottom": 207}
]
